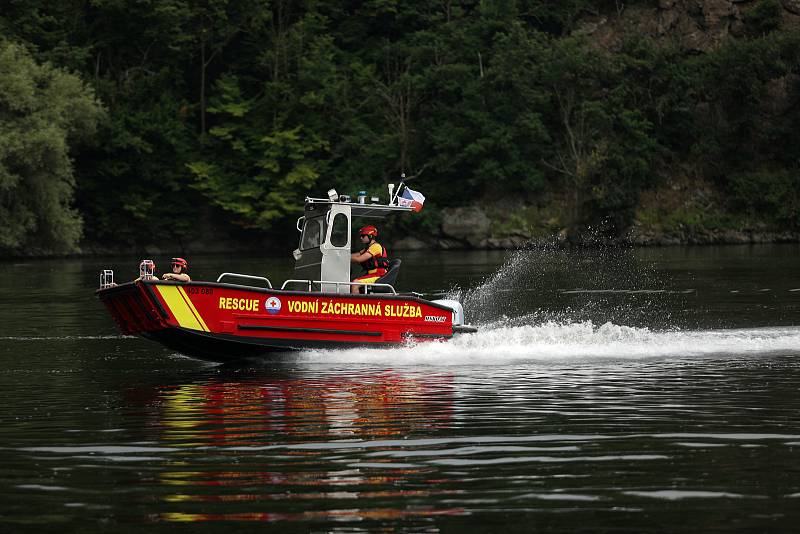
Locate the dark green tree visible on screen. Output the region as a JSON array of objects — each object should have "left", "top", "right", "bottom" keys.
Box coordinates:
[{"left": 0, "top": 40, "right": 104, "bottom": 253}]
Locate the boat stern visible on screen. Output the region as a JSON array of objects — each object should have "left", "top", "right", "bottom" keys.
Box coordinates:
[{"left": 96, "top": 281, "right": 171, "bottom": 335}]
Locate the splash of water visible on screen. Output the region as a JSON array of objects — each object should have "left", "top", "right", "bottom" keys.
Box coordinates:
[
  {"left": 446, "top": 246, "right": 668, "bottom": 327},
  {"left": 298, "top": 246, "right": 800, "bottom": 364},
  {"left": 298, "top": 321, "right": 800, "bottom": 365},
  {"left": 447, "top": 247, "right": 562, "bottom": 325}
]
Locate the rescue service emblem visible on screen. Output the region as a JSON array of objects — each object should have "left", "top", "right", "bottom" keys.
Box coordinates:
[{"left": 265, "top": 296, "right": 282, "bottom": 314}]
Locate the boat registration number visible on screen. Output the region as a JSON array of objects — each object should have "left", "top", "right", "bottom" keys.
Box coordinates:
[{"left": 184, "top": 286, "right": 214, "bottom": 295}]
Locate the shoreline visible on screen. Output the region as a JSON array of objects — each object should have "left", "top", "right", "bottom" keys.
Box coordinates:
[{"left": 4, "top": 231, "right": 799, "bottom": 261}]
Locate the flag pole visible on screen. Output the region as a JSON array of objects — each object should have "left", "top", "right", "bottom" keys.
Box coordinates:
[{"left": 390, "top": 173, "right": 405, "bottom": 206}]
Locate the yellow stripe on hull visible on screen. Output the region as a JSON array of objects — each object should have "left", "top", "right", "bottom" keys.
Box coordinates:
[
  {"left": 177, "top": 286, "right": 210, "bottom": 331},
  {"left": 156, "top": 285, "right": 209, "bottom": 331}
]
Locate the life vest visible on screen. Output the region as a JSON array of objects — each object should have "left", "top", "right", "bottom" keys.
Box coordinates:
[{"left": 361, "top": 241, "right": 390, "bottom": 275}]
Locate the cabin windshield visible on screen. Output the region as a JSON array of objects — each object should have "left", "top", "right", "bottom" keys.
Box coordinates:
[{"left": 300, "top": 216, "right": 326, "bottom": 250}]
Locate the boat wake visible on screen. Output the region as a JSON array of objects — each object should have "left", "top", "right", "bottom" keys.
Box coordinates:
[
  {"left": 298, "top": 319, "right": 800, "bottom": 365},
  {"left": 298, "top": 247, "right": 800, "bottom": 365}
]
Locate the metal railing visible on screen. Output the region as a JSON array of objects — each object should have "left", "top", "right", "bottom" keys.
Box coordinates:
[
  {"left": 99, "top": 269, "right": 115, "bottom": 288},
  {"left": 280, "top": 279, "right": 396, "bottom": 294},
  {"left": 216, "top": 273, "right": 273, "bottom": 288}
]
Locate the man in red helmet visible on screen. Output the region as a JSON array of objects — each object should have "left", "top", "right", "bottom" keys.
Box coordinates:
[
  {"left": 350, "top": 225, "right": 389, "bottom": 293},
  {"left": 162, "top": 257, "right": 191, "bottom": 282}
]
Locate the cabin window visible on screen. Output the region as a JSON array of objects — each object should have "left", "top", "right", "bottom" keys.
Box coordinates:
[
  {"left": 329, "top": 213, "right": 349, "bottom": 248},
  {"left": 301, "top": 217, "right": 325, "bottom": 250}
]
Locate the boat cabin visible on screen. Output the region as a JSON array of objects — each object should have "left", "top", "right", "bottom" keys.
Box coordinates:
[{"left": 291, "top": 196, "right": 413, "bottom": 293}]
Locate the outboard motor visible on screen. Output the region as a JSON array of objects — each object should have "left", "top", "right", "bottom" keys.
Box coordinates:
[{"left": 431, "top": 299, "right": 466, "bottom": 326}]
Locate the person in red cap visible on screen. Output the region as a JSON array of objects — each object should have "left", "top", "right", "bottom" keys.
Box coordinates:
[
  {"left": 162, "top": 257, "right": 191, "bottom": 282},
  {"left": 350, "top": 225, "right": 389, "bottom": 293}
]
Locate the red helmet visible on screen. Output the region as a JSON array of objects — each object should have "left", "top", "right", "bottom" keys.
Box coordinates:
[
  {"left": 172, "top": 257, "right": 188, "bottom": 270},
  {"left": 359, "top": 225, "right": 378, "bottom": 238}
]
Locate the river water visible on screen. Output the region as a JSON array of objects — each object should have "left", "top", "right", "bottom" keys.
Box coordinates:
[{"left": 1, "top": 246, "right": 799, "bottom": 532}]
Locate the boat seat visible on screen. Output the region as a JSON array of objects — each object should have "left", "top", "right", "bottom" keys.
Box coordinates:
[{"left": 367, "top": 259, "right": 401, "bottom": 294}]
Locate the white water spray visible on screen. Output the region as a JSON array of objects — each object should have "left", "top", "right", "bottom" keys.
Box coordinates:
[
  {"left": 298, "top": 322, "right": 800, "bottom": 365},
  {"left": 298, "top": 246, "right": 800, "bottom": 365}
]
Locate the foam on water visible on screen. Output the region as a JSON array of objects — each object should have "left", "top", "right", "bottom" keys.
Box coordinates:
[
  {"left": 299, "top": 246, "right": 800, "bottom": 365},
  {"left": 298, "top": 320, "right": 800, "bottom": 365}
]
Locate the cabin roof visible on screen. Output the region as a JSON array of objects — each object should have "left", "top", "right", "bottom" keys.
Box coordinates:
[{"left": 304, "top": 198, "right": 414, "bottom": 218}]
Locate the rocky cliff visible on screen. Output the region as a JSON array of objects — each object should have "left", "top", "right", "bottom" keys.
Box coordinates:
[{"left": 577, "top": 0, "right": 800, "bottom": 52}]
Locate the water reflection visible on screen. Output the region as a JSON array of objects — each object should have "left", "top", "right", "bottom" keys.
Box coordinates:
[
  {"left": 150, "top": 370, "right": 455, "bottom": 443},
  {"left": 128, "top": 369, "right": 459, "bottom": 523}
]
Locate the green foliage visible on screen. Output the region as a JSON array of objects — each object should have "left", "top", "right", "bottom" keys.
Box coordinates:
[
  {"left": 638, "top": 204, "right": 748, "bottom": 235},
  {"left": 187, "top": 10, "right": 335, "bottom": 228},
  {"left": 729, "top": 170, "right": 800, "bottom": 227},
  {"left": 4, "top": 0, "right": 800, "bottom": 253},
  {"left": 742, "top": 0, "right": 782, "bottom": 37},
  {"left": 0, "top": 40, "right": 104, "bottom": 253},
  {"left": 74, "top": 90, "right": 198, "bottom": 245}
]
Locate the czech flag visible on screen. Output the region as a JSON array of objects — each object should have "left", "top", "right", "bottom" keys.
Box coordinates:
[{"left": 398, "top": 186, "right": 425, "bottom": 212}]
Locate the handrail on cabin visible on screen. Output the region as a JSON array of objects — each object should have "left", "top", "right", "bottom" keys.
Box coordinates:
[
  {"left": 280, "top": 279, "right": 396, "bottom": 294},
  {"left": 216, "top": 273, "right": 273, "bottom": 288}
]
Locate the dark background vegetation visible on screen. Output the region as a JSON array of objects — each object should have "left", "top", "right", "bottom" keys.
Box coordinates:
[{"left": 1, "top": 0, "right": 800, "bottom": 256}]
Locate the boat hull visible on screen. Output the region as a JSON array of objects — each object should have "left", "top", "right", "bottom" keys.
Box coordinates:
[{"left": 97, "top": 281, "right": 456, "bottom": 362}]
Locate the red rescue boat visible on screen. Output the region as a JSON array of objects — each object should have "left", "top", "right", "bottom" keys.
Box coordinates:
[{"left": 96, "top": 183, "right": 476, "bottom": 362}]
